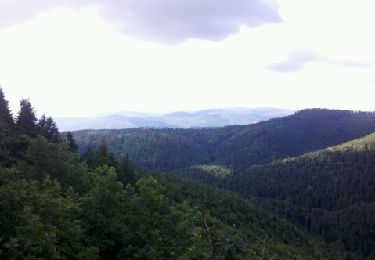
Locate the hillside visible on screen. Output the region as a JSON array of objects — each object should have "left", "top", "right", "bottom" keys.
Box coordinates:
[
  {"left": 55, "top": 107, "right": 293, "bottom": 131},
  {"left": 72, "top": 109, "right": 375, "bottom": 257},
  {"left": 0, "top": 89, "right": 346, "bottom": 258},
  {"left": 185, "top": 132, "right": 375, "bottom": 257},
  {"left": 146, "top": 171, "right": 349, "bottom": 259},
  {"left": 73, "top": 109, "right": 375, "bottom": 170}
]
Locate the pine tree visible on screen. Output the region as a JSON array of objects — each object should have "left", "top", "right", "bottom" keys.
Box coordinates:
[
  {"left": 38, "top": 115, "right": 60, "bottom": 142},
  {"left": 0, "top": 87, "right": 15, "bottom": 166},
  {"left": 16, "top": 99, "right": 38, "bottom": 136},
  {"left": 0, "top": 87, "right": 14, "bottom": 128},
  {"left": 96, "top": 139, "right": 117, "bottom": 168},
  {"left": 96, "top": 139, "right": 109, "bottom": 166},
  {"left": 82, "top": 147, "right": 96, "bottom": 169},
  {"left": 118, "top": 153, "right": 136, "bottom": 184}
]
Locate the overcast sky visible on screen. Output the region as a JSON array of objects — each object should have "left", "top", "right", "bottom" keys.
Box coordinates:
[{"left": 0, "top": 0, "right": 374, "bottom": 117}]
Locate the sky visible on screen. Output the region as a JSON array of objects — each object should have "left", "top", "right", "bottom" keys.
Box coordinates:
[{"left": 0, "top": 0, "right": 375, "bottom": 117}]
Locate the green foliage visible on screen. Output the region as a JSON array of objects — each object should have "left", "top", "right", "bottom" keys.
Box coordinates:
[
  {"left": 38, "top": 115, "right": 60, "bottom": 143},
  {"left": 71, "top": 109, "right": 375, "bottom": 257},
  {"left": 0, "top": 88, "right": 366, "bottom": 259},
  {"left": 18, "top": 136, "right": 94, "bottom": 194},
  {"left": 0, "top": 96, "right": 60, "bottom": 167},
  {"left": 0, "top": 125, "right": 340, "bottom": 259},
  {"left": 0, "top": 87, "right": 15, "bottom": 166},
  {"left": 118, "top": 153, "right": 136, "bottom": 184},
  {"left": 0, "top": 177, "right": 97, "bottom": 259},
  {"left": 73, "top": 109, "right": 375, "bottom": 171},
  {"left": 0, "top": 87, "right": 14, "bottom": 128},
  {"left": 189, "top": 132, "right": 375, "bottom": 257},
  {"left": 96, "top": 140, "right": 117, "bottom": 168},
  {"left": 190, "top": 164, "right": 234, "bottom": 178},
  {"left": 16, "top": 99, "right": 38, "bottom": 137},
  {"left": 65, "top": 131, "right": 78, "bottom": 153},
  {"left": 1, "top": 135, "right": 229, "bottom": 258},
  {"left": 0, "top": 130, "right": 13, "bottom": 167},
  {"left": 82, "top": 139, "right": 117, "bottom": 170},
  {"left": 150, "top": 172, "right": 347, "bottom": 260}
]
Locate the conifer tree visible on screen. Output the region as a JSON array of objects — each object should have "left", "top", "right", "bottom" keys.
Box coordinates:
[
  {"left": 66, "top": 132, "right": 78, "bottom": 153},
  {"left": 96, "top": 139, "right": 109, "bottom": 166},
  {"left": 95, "top": 138, "right": 117, "bottom": 168},
  {"left": 82, "top": 147, "right": 96, "bottom": 169},
  {"left": 0, "top": 87, "right": 14, "bottom": 165},
  {"left": 16, "top": 99, "right": 38, "bottom": 136},
  {"left": 118, "top": 153, "right": 136, "bottom": 184},
  {"left": 0, "top": 87, "right": 14, "bottom": 128},
  {"left": 38, "top": 115, "right": 60, "bottom": 142}
]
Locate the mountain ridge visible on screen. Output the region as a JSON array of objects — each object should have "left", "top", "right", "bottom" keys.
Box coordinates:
[
  {"left": 73, "top": 108, "right": 375, "bottom": 171},
  {"left": 56, "top": 107, "right": 294, "bottom": 131},
  {"left": 188, "top": 131, "right": 375, "bottom": 257}
]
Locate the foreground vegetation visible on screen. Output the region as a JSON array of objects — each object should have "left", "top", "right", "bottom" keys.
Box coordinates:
[{"left": 0, "top": 89, "right": 349, "bottom": 258}]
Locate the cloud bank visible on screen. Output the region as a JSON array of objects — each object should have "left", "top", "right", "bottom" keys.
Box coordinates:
[
  {"left": 0, "top": 0, "right": 281, "bottom": 43},
  {"left": 268, "top": 49, "right": 372, "bottom": 73}
]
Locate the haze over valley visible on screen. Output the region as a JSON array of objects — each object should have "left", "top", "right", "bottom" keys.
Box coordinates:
[
  {"left": 55, "top": 107, "right": 294, "bottom": 131},
  {"left": 1, "top": 0, "right": 375, "bottom": 258}
]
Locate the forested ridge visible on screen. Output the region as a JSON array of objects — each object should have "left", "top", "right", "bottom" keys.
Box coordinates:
[
  {"left": 73, "top": 107, "right": 375, "bottom": 258},
  {"left": 181, "top": 133, "right": 375, "bottom": 257},
  {"left": 74, "top": 109, "right": 375, "bottom": 171},
  {"left": 0, "top": 89, "right": 349, "bottom": 258}
]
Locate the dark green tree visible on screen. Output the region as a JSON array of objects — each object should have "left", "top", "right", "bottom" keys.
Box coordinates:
[
  {"left": 82, "top": 147, "right": 96, "bottom": 169},
  {"left": 37, "top": 115, "right": 60, "bottom": 142},
  {"left": 0, "top": 87, "right": 15, "bottom": 166},
  {"left": 65, "top": 132, "right": 78, "bottom": 153},
  {"left": 96, "top": 139, "right": 117, "bottom": 169},
  {"left": 82, "top": 139, "right": 117, "bottom": 169},
  {"left": 118, "top": 153, "right": 136, "bottom": 184},
  {"left": 0, "top": 87, "right": 14, "bottom": 128},
  {"left": 16, "top": 99, "right": 38, "bottom": 137}
]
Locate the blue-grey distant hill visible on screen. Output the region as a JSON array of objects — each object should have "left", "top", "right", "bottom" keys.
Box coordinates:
[{"left": 55, "top": 107, "right": 294, "bottom": 131}]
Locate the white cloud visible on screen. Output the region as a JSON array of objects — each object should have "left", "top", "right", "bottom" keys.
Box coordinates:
[{"left": 0, "top": 0, "right": 281, "bottom": 43}]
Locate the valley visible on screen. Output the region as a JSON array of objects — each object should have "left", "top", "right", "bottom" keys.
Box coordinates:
[
  {"left": 1, "top": 88, "right": 375, "bottom": 258},
  {"left": 73, "top": 109, "right": 375, "bottom": 258}
]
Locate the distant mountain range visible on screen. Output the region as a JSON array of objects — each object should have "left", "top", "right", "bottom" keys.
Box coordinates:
[{"left": 55, "top": 107, "right": 294, "bottom": 131}]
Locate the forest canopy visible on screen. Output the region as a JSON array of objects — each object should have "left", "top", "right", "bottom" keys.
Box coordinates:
[{"left": 0, "top": 88, "right": 347, "bottom": 259}]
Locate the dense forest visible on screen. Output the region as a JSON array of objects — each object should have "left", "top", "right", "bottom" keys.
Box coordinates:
[
  {"left": 74, "top": 109, "right": 375, "bottom": 171},
  {"left": 176, "top": 133, "right": 375, "bottom": 258},
  {"left": 0, "top": 89, "right": 350, "bottom": 258},
  {"left": 73, "top": 108, "right": 375, "bottom": 258}
]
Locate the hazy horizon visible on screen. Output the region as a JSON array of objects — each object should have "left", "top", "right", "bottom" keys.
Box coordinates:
[
  {"left": 3, "top": 96, "right": 374, "bottom": 119},
  {"left": 2, "top": 85, "right": 375, "bottom": 118}
]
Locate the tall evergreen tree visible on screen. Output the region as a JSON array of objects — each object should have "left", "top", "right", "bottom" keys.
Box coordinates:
[
  {"left": 118, "top": 153, "right": 136, "bottom": 184},
  {"left": 96, "top": 139, "right": 117, "bottom": 168},
  {"left": 82, "top": 147, "right": 96, "bottom": 169},
  {"left": 38, "top": 115, "right": 60, "bottom": 142},
  {"left": 0, "top": 87, "right": 14, "bottom": 165},
  {"left": 0, "top": 87, "right": 14, "bottom": 128},
  {"left": 16, "top": 99, "right": 38, "bottom": 136},
  {"left": 66, "top": 132, "right": 78, "bottom": 153}
]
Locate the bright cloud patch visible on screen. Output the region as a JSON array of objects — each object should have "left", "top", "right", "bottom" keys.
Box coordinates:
[{"left": 0, "top": 0, "right": 281, "bottom": 43}]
